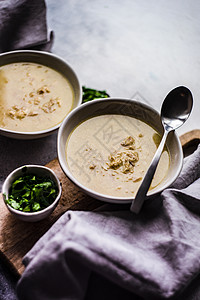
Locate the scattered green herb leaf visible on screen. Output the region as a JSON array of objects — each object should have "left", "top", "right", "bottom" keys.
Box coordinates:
[
  {"left": 5, "top": 174, "right": 58, "bottom": 213},
  {"left": 82, "top": 86, "right": 110, "bottom": 103}
]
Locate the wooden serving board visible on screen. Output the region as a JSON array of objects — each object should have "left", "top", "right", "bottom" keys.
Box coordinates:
[{"left": 0, "top": 130, "right": 199, "bottom": 275}]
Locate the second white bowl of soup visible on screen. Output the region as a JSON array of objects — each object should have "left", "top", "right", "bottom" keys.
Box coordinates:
[
  {"left": 0, "top": 50, "right": 82, "bottom": 139},
  {"left": 58, "top": 98, "right": 183, "bottom": 203}
]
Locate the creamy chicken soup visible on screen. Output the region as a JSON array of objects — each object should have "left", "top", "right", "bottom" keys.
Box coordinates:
[
  {"left": 0, "top": 62, "right": 74, "bottom": 132},
  {"left": 66, "top": 114, "right": 170, "bottom": 198}
]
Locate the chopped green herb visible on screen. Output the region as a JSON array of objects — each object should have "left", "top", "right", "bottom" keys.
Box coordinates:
[
  {"left": 5, "top": 174, "right": 58, "bottom": 213},
  {"left": 82, "top": 86, "right": 110, "bottom": 103}
]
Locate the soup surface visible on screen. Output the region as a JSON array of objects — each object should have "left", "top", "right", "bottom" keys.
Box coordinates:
[
  {"left": 0, "top": 62, "right": 74, "bottom": 132},
  {"left": 66, "top": 114, "right": 170, "bottom": 198}
]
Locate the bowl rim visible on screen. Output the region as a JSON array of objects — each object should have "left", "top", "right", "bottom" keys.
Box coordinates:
[
  {"left": 57, "top": 97, "right": 183, "bottom": 204},
  {"left": 2, "top": 164, "right": 62, "bottom": 217},
  {"left": 0, "top": 50, "right": 82, "bottom": 138}
]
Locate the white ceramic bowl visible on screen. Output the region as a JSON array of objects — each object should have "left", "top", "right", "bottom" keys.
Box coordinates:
[
  {"left": 57, "top": 97, "right": 183, "bottom": 204},
  {"left": 2, "top": 165, "right": 62, "bottom": 222},
  {"left": 0, "top": 50, "right": 82, "bottom": 139}
]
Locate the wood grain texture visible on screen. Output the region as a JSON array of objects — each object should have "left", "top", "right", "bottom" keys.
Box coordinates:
[
  {"left": 180, "top": 129, "right": 200, "bottom": 157},
  {"left": 0, "top": 130, "right": 199, "bottom": 275}
]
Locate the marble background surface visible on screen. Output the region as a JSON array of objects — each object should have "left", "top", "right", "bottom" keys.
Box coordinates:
[
  {"left": 0, "top": 0, "right": 199, "bottom": 188},
  {"left": 46, "top": 0, "right": 200, "bottom": 134}
]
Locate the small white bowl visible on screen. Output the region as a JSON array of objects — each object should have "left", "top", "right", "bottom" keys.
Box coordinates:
[
  {"left": 57, "top": 97, "right": 183, "bottom": 204},
  {"left": 0, "top": 50, "right": 82, "bottom": 139},
  {"left": 2, "top": 165, "right": 62, "bottom": 222}
]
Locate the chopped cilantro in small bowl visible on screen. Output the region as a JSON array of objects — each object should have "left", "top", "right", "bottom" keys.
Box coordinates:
[{"left": 2, "top": 165, "right": 62, "bottom": 222}]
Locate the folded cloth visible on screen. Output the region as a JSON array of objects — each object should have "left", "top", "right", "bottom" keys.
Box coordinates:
[
  {"left": 17, "top": 145, "right": 200, "bottom": 300},
  {"left": 0, "top": 0, "right": 53, "bottom": 53}
]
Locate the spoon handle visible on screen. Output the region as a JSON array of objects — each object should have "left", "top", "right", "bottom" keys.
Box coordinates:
[{"left": 130, "top": 129, "right": 169, "bottom": 214}]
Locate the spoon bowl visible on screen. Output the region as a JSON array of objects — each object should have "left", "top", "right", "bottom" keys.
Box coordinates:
[
  {"left": 161, "top": 86, "right": 193, "bottom": 130},
  {"left": 130, "top": 86, "right": 193, "bottom": 214}
]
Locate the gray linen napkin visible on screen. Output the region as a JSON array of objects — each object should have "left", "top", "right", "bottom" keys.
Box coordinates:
[
  {"left": 17, "top": 145, "right": 200, "bottom": 300},
  {"left": 0, "top": 0, "right": 53, "bottom": 53}
]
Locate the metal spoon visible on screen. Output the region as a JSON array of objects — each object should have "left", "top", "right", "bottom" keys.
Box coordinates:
[{"left": 130, "top": 86, "right": 193, "bottom": 214}]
